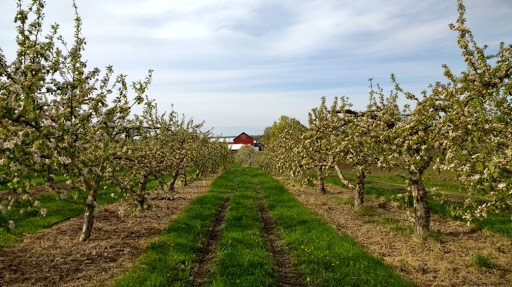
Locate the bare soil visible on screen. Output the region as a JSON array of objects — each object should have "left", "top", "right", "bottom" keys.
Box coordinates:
[
  {"left": 257, "top": 195, "right": 306, "bottom": 287},
  {"left": 0, "top": 176, "right": 215, "bottom": 287},
  {"left": 190, "top": 197, "right": 230, "bottom": 287},
  {"left": 279, "top": 177, "right": 512, "bottom": 287}
]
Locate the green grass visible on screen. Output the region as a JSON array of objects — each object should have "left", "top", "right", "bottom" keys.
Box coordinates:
[
  {"left": 112, "top": 171, "right": 233, "bottom": 287},
  {"left": 471, "top": 253, "right": 493, "bottom": 269},
  {"left": 253, "top": 168, "right": 415, "bottom": 287},
  {"left": 0, "top": 174, "right": 68, "bottom": 191},
  {"left": 207, "top": 169, "right": 275, "bottom": 287},
  {"left": 322, "top": 171, "right": 463, "bottom": 193},
  {"left": 114, "top": 167, "right": 413, "bottom": 286}
]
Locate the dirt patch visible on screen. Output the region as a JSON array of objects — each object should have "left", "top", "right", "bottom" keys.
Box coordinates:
[
  {"left": 190, "top": 197, "right": 230, "bottom": 287},
  {"left": 257, "top": 195, "right": 306, "bottom": 287},
  {"left": 0, "top": 176, "right": 215, "bottom": 287},
  {"left": 279, "top": 177, "right": 512, "bottom": 287}
]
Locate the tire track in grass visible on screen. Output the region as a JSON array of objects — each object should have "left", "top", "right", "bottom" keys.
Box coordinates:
[
  {"left": 207, "top": 168, "right": 276, "bottom": 287},
  {"left": 190, "top": 197, "right": 230, "bottom": 286},
  {"left": 256, "top": 193, "right": 306, "bottom": 287},
  {"left": 254, "top": 168, "right": 416, "bottom": 287},
  {"left": 112, "top": 172, "right": 235, "bottom": 287}
]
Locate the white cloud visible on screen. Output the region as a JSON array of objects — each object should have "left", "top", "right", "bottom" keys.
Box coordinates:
[{"left": 1, "top": 0, "right": 511, "bottom": 135}]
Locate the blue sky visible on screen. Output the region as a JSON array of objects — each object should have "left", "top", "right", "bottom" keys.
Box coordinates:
[{"left": 1, "top": 0, "right": 511, "bottom": 136}]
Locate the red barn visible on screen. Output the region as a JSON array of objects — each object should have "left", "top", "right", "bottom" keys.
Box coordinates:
[{"left": 233, "top": 132, "right": 254, "bottom": 146}]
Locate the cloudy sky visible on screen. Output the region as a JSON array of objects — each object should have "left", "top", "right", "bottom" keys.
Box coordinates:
[{"left": 1, "top": 0, "right": 511, "bottom": 136}]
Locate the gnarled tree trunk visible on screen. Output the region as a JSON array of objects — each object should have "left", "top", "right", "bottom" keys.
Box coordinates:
[
  {"left": 408, "top": 157, "right": 432, "bottom": 235},
  {"left": 334, "top": 164, "right": 366, "bottom": 207},
  {"left": 318, "top": 166, "right": 326, "bottom": 194},
  {"left": 136, "top": 172, "right": 148, "bottom": 210},
  {"left": 46, "top": 165, "right": 54, "bottom": 184},
  {"left": 354, "top": 168, "right": 365, "bottom": 207},
  {"left": 182, "top": 172, "right": 188, "bottom": 186},
  {"left": 168, "top": 167, "right": 181, "bottom": 194},
  {"left": 80, "top": 178, "right": 100, "bottom": 242},
  {"left": 409, "top": 172, "right": 430, "bottom": 234}
]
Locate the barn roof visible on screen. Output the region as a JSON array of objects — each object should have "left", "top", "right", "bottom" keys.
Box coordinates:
[
  {"left": 234, "top": 132, "right": 253, "bottom": 139},
  {"left": 210, "top": 137, "right": 235, "bottom": 143}
]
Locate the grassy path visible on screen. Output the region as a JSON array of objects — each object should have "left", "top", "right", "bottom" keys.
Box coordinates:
[
  {"left": 254, "top": 168, "right": 414, "bottom": 286},
  {"left": 190, "top": 197, "right": 230, "bottom": 286},
  {"left": 256, "top": 191, "right": 306, "bottom": 286},
  {"left": 206, "top": 170, "right": 275, "bottom": 286},
  {"left": 115, "top": 167, "right": 414, "bottom": 286}
]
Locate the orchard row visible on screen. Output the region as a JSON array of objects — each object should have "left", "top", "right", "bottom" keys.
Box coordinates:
[
  {"left": 260, "top": 1, "right": 512, "bottom": 234},
  {"left": 0, "top": 1, "right": 233, "bottom": 242}
]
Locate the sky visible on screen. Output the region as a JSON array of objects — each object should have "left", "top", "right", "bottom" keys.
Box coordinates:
[{"left": 1, "top": 0, "right": 511, "bottom": 136}]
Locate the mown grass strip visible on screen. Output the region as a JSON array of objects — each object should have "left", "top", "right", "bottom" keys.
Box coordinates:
[
  {"left": 254, "top": 168, "right": 415, "bottom": 287},
  {"left": 112, "top": 171, "right": 233, "bottom": 287},
  {"left": 0, "top": 174, "right": 68, "bottom": 191},
  {"left": 207, "top": 168, "right": 276, "bottom": 287}
]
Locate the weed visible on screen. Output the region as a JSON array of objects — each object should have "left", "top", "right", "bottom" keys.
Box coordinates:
[{"left": 472, "top": 253, "right": 493, "bottom": 269}]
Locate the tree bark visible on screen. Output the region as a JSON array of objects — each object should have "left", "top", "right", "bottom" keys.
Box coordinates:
[
  {"left": 136, "top": 173, "right": 148, "bottom": 210},
  {"left": 80, "top": 178, "right": 99, "bottom": 242},
  {"left": 318, "top": 166, "right": 326, "bottom": 194},
  {"left": 182, "top": 172, "right": 188, "bottom": 187},
  {"left": 46, "top": 165, "right": 54, "bottom": 184},
  {"left": 408, "top": 157, "right": 432, "bottom": 235},
  {"left": 168, "top": 168, "right": 180, "bottom": 193},
  {"left": 334, "top": 164, "right": 365, "bottom": 207},
  {"left": 354, "top": 168, "right": 365, "bottom": 207},
  {"left": 409, "top": 172, "right": 430, "bottom": 234}
]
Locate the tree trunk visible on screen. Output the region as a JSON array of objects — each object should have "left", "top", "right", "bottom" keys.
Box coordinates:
[
  {"left": 46, "top": 165, "right": 54, "bottom": 184},
  {"left": 182, "top": 172, "right": 188, "bottom": 187},
  {"left": 45, "top": 165, "right": 54, "bottom": 192},
  {"left": 136, "top": 173, "right": 148, "bottom": 210},
  {"left": 354, "top": 168, "right": 365, "bottom": 207},
  {"left": 80, "top": 179, "right": 99, "bottom": 242},
  {"left": 409, "top": 172, "right": 430, "bottom": 234},
  {"left": 318, "top": 166, "right": 326, "bottom": 194},
  {"left": 168, "top": 168, "right": 180, "bottom": 193},
  {"left": 334, "top": 164, "right": 365, "bottom": 207},
  {"left": 195, "top": 169, "right": 201, "bottom": 179}
]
